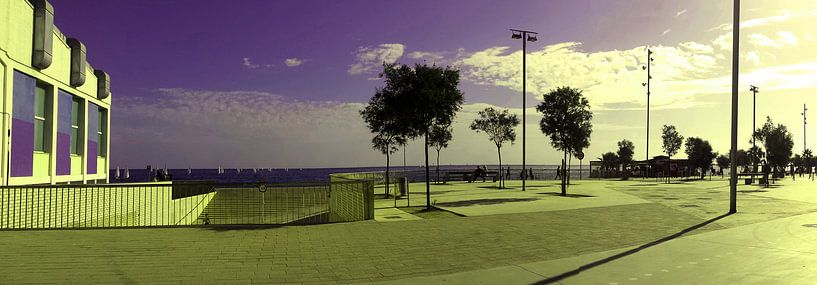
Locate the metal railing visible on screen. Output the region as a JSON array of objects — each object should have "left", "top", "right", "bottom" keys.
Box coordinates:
[
  {"left": 0, "top": 182, "right": 215, "bottom": 229},
  {"left": 0, "top": 180, "right": 375, "bottom": 230}
]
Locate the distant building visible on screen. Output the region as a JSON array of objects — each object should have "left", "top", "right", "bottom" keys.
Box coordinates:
[
  {"left": 0, "top": 0, "right": 111, "bottom": 185},
  {"left": 590, "top": 155, "right": 691, "bottom": 179}
]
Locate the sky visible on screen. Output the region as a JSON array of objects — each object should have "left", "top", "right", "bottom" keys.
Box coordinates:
[{"left": 49, "top": 0, "right": 817, "bottom": 168}]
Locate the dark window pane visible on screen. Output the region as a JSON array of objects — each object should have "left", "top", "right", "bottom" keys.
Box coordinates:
[
  {"left": 70, "top": 128, "right": 78, "bottom": 154},
  {"left": 34, "top": 119, "right": 45, "bottom": 151},
  {"left": 71, "top": 99, "right": 80, "bottom": 126},
  {"left": 35, "top": 86, "right": 46, "bottom": 118}
]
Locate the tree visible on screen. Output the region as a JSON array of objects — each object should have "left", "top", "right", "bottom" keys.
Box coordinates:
[
  {"left": 599, "top": 152, "right": 619, "bottom": 177},
  {"left": 753, "top": 117, "right": 794, "bottom": 175},
  {"left": 661, "top": 125, "right": 684, "bottom": 182},
  {"left": 470, "top": 107, "right": 520, "bottom": 188},
  {"left": 378, "top": 63, "right": 464, "bottom": 209},
  {"left": 617, "top": 139, "right": 635, "bottom": 179},
  {"left": 716, "top": 154, "right": 730, "bottom": 177},
  {"left": 735, "top": 149, "right": 749, "bottom": 171},
  {"left": 662, "top": 125, "right": 684, "bottom": 158},
  {"left": 803, "top": 149, "right": 814, "bottom": 176},
  {"left": 429, "top": 123, "right": 452, "bottom": 184},
  {"left": 747, "top": 145, "right": 765, "bottom": 172},
  {"left": 684, "top": 137, "right": 716, "bottom": 180},
  {"left": 361, "top": 87, "right": 409, "bottom": 197},
  {"left": 537, "top": 87, "right": 593, "bottom": 196}
]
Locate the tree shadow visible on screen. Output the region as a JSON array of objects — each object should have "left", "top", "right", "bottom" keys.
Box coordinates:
[
  {"left": 533, "top": 212, "right": 732, "bottom": 284},
  {"left": 738, "top": 190, "right": 769, "bottom": 193},
  {"left": 203, "top": 224, "right": 286, "bottom": 232},
  {"left": 536, "top": 192, "right": 595, "bottom": 198},
  {"left": 434, "top": 198, "right": 540, "bottom": 207}
]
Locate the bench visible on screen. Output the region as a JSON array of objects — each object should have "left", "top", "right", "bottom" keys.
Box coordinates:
[
  {"left": 444, "top": 171, "right": 499, "bottom": 183},
  {"left": 736, "top": 172, "right": 775, "bottom": 186}
]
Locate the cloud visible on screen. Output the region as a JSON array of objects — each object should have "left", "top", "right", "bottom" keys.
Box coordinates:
[
  {"left": 242, "top": 57, "right": 260, "bottom": 69},
  {"left": 348, "top": 44, "right": 406, "bottom": 75},
  {"left": 746, "top": 51, "right": 761, "bottom": 66},
  {"left": 407, "top": 51, "right": 445, "bottom": 62},
  {"left": 455, "top": 41, "right": 723, "bottom": 110},
  {"left": 675, "top": 9, "right": 687, "bottom": 17},
  {"left": 748, "top": 31, "right": 798, "bottom": 48},
  {"left": 112, "top": 89, "right": 368, "bottom": 168},
  {"left": 709, "top": 8, "right": 817, "bottom": 32},
  {"left": 284, "top": 58, "right": 304, "bottom": 67}
]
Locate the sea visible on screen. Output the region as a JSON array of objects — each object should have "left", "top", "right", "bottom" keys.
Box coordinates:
[{"left": 109, "top": 164, "right": 588, "bottom": 184}]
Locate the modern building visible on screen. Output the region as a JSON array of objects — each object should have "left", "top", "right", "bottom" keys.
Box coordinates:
[{"left": 0, "top": 0, "right": 111, "bottom": 185}]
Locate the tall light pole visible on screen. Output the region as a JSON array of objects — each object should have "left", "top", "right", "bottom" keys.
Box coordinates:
[
  {"left": 511, "top": 28, "right": 537, "bottom": 192},
  {"left": 729, "top": 0, "right": 740, "bottom": 214},
  {"left": 749, "top": 85, "right": 759, "bottom": 148},
  {"left": 803, "top": 104, "right": 808, "bottom": 151},
  {"left": 642, "top": 48, "right": 654, "bottom": 176}
]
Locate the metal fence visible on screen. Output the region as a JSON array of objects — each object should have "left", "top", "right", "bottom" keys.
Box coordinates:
[{"left": 0, "top": 180, "right": 375, "bottom": 230}]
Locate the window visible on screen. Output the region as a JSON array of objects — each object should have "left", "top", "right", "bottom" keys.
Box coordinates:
[
  {"left": 70, "top": 97, "right": 81, "bottom": 154},
  {"left": 34, "top": 84, "right": 49, "bottom": 152},
  {"left": 97, "top": 108, "right": 106, "bottom": 156}
]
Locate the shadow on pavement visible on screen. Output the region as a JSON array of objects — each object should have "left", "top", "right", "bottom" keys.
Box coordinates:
[
  {"left": 536, "top": 192, "right": 595, "bottom": 198},
  {"left": 738, "top": 190, "right": 769, "bottom": 193},
  {"left": 203, "top": 224, "right": 286, "bottom": 232},
  {"left": 534, "top": 212, "right": 733, "bottom": 284},
  {"left": 435, "top": 198, "right": 540, "bottom": 207}
]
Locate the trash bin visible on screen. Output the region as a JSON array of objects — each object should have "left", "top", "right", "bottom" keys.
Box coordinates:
[{"left": 398, "top": 177, "right": 408, "bottom": 196}]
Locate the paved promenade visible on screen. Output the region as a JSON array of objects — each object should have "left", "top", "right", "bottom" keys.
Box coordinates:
[{"left": 1, "top": 178, "right": 815, "bottom": 284}]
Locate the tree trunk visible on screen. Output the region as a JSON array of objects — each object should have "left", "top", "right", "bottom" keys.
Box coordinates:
[
  {"left": 497, "top": 145, "right": 502, "bottom": 188},
  {"left": 425, "top": 132, "right": 431, "bottom": 210},
  {"left": 561, "top": 151, "right": 567, "bottom": 196},
  {"left": 567, "top": 154, "right": 572, "bottom": 185},
  {"left": 436, "top": 149, "right": 440, "bottom": 185},
  {"left": 385, "top": 148, "right": 390, "bottom": 198}
]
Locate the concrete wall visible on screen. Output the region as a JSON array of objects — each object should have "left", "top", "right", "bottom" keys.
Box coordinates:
[{"left": 0, "top": 0, "right": 112, "bottom": 185}]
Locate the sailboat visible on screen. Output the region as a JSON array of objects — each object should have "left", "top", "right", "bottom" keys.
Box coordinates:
[
  {"left": 115, "top": 166, "right": 120, "bottom": 180},
  {"left": 253, "top": 168, "right": 257, "bottom": 174},
  {"left": 124, "top": 168, "right": 130, "bottom": 179},
  {"left": 237, "top": 168, "right": 241, "bottom": 174},
  {"left": 187, "top": 167, "right": 192, "bottom": 176}
]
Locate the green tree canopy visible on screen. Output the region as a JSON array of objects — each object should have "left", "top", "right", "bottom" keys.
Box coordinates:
[
  {"left": 376, "top": 63, "right": 464, "bottom": 208},
  {"left": 361, "top": 85, "right": 409, "bottom": 196},
  {"left": 752, "top": 117, "right": 794, "bottom": 171},
  {"left": 735, "top": 149, "right": 749, "bottom": 170},
  {"left": 662, "top": 125, "right": 684, "bottom": 158},
  {"left": 747, "top": 145, "right": 765, "bottom": 168},
  {"left": 599, "top": 152, "right": 619, "bottom": 174},
  {"left": 685, "top": 137, "right": 716, "bottom": 179},
  {"left": 617, "top": 139, "right": 635, "bottom": 167},
  {"left": 537, "top": 87, "right": 593, "bottom": 195},
  {"left": 429, "top": 122, "right": 453, "bottom": 183},
  {"left": 803, "top": 149, "right": 814, "bottom": 168},
  {"left": 716, "top": 154, "right": 730, "bottom": 171},
  {"left": 470, "top": 107, "right": 520, "bottom": 188}
]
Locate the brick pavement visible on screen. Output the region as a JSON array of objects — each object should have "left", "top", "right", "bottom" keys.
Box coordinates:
[{"left": 0, "top": 203, "right": 716, "bottom": 284}]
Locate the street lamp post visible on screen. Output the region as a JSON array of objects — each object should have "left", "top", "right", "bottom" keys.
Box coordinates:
[
  {"left": 729, "top": 0, "right": 740, "bottom": 214},
  {"left": 642, "top": 48, "right": 654, "bottom": 176},
  {"left": 511, "top": 29, "right": 537, "bottom": 192},
  {"left": 803, "top": 104, "right": 808, "bottom": 151},
  {"left": 749, "top": 85, "right": 758, "bottom": 148}
]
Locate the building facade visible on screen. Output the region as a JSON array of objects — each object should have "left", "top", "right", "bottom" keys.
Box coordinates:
[{"left": 0, "top": 0, "right": 111, "bottom": 185}]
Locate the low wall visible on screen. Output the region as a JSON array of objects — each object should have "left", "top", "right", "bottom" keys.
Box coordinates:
[{"left": 0, "top": 182, "right": 215, "bottom": 229}]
